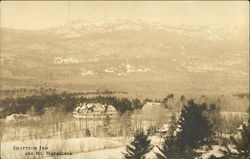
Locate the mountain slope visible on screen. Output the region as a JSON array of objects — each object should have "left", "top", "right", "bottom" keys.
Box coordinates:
[{"left": 1, "top": 19, "right": 248, "bottom": 95}]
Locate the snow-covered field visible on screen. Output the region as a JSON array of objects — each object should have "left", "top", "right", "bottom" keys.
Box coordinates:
[
  {"left": 1, "top": 137, "right": 126, "bottom": 159},
  {"left": 46, "top": 136, "right": 163, "bottom": 159},
  {"left": 61, "top": 146, "right": 161, "bottom": 159},
  {"left": 1, "top": 136, "right": 165, "bottom": 159}
]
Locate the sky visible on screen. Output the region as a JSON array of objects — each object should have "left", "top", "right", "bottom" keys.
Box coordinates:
[{"left": 1, "top": 1, "right": 249, "bottom": 30}]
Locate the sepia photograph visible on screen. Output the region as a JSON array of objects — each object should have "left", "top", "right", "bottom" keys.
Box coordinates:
[{"left": 0, "top": 1, "right": 249, "bottom": 159}]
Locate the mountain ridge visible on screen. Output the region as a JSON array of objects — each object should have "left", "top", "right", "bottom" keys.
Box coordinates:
[{"left": 1, "top": 19, "right": 248, "bottom": 95}]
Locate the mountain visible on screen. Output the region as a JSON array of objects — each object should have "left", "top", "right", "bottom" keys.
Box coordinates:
[{"left": 1, "top": 18, "right": 248, "bottom": 97}]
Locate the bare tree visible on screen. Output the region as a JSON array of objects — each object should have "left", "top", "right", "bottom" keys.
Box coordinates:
[{"left": 0, "top": 120, "right": 6, "bottom": 159}]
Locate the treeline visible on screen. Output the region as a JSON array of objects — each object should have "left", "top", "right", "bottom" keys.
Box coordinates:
[
  {"left": 1, "top": 91, "right": 249, "bottom": 119},
  {"left": 0, "top": 88, "right": 57, "bottom": 99},
  {"left": 69, "top": 89, "right": 128, "bottom": 96},
  {"left": 233, "top": 92, "right": 249, "bottom": 99},
  {"left": 0, "top": 88, "right": 128, "bottom": 99},
  {"left": 0, "top": 92, "right": 143, "bottom": 118}
]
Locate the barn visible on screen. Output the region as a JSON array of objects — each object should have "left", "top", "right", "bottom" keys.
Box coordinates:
[{"left": 132, "top": 102, "right": 169, "bottom": 133}]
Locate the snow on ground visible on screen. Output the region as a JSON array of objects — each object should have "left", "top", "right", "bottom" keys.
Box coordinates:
[
  {"left": 58, "top": 146, "right": 125, "bottom": 159},
  {"left": 197, "top": 145, "right": 225, "bottom": 159},
  {"left": 55, "top": 146, "right": 161, "bottom": 159},
  {"left": 1, "top": 137, "right": 125, "bottom": 159}
]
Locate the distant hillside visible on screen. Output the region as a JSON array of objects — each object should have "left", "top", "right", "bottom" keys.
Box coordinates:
[{"left": 1, "top": 18, "right": 248, "bottom": 96}]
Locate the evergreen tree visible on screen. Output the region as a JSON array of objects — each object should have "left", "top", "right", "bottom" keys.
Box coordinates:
[
  {"left": 132, "top": 98, "right": 142, "bottom": 109},
  {"left": 156, "top": 100, "right": 213, "bottom": 159},
  {"left": 123, "top": 130, "right": 153, "bottom": 159},
  {"left": 177, "top": 100, "right": 213, "bottom": 151},
  {"left": 156, "top": 135, "right": 182, "bottom": 159}
]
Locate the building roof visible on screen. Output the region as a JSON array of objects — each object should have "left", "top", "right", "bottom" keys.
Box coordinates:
[
  {"left": 141, "top": 102, "right": 167, "bottom": 121},
  {"left": 142, "top": 102, "right": 161, "bottom": 112},
  {"left": 74, "top": 103, "right": 117, "bottom": 114},
  {"left": 6, "top": 113, "right": 30, "bottom": 121}
]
